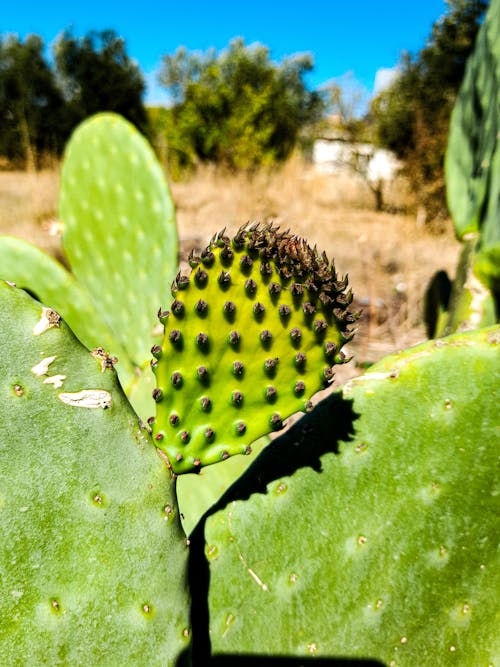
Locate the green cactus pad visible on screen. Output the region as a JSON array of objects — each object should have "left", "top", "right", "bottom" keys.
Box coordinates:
[
  {"left": 445, "top": 0, "right": 500, "bottom": 243},
  {"left": 152, "top": 225, "right": 355, "bottom": 474},
  {"left": 205, "top": 327, "right": 500, "bottom": 665},
  {"left": 0, "top": 281, "right": 190, "bottom": 666},
  {"left": 443, "top": 236, "right": 497, "bottom": 335},
  {"left": 59, "top": 112, "right": 178, "bottom": 369},
  {"left": 445, "top": 0, "right": 500, "bottom": 302},
  {"left": 0, "top": 236, "right": 135, "bottom": 383}
]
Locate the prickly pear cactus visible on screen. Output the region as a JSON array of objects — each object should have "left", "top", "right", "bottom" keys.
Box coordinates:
[
  {"left": 0, "top": 281, "right": 190, "bottom": 666},
  {"left": 437, "top": 235, "right": 498, "bottom": 336},
  {"left": 59, "top": 112, "right": 178, "bottom": 371},
  {"left": 0, "top": 113, "right": 179, "bottom": 411},
  {"left": 435, "top": 0, "right": 500, "bottom": 335},
  {"left": 152, "top": 225, "right": 355, "bottom": 474},
  {"left": 204, "top": 326, "right": 500, "bottom": 665}
]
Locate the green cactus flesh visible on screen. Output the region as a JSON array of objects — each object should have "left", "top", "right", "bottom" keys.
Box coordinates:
[
  {"left": 445, "top": 0, "right": 500, "bottom": 303},
  {"left": 443, "top": 236, "right": 498, "bottom": 336},
  {"left": 177, "top": 435, "right": 269, "bottom": 536},
  {"left": 205, "top": 326, "right": 500, "bottom": 665},
  {"left": 152, "top": 225, "right": 355, "bottom": 474},
  {"left": 0, "top": 236, "right": 135, "bottom": 385},
  {"left": 446, "top": 0, "right": 500, "bottom": 243},
  {"left": 59, "top": 112, "right": 178, "bottom": 370},
  {"left": 0, "top": 281, "right": 190, "bottom": 666}
]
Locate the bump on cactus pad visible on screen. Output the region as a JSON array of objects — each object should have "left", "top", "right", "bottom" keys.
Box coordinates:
[
  {"left": 203, "top": 326, "right": 500, "bottom": 665},
  {"left": 0, "top": 281, "right": 190, "bottom": 666},
  {"left": 152, "top": 224, "right": 355, "bottom": 473}
]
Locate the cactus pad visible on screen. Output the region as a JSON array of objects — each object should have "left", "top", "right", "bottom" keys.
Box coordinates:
[
  {"left": 153, "top": 224, "right": 355, "bottom": 474},
  {"left": 0, "top": 236, "right": 134, "bottom": 382},
  {"left": 445, "top": 0, "right": 500, "bottom": 243},
  {"left": 444, "top": 0, "right": 500, "bottom": 319},
  {"left": 205, "top": 326, "right": 500, "bottom": 665},
  {"left": 177, "top": 435, "right": 269, "bottom": 535},
  {"left": 0, "top": 281, "right": 190, "bottom": 665},
  {"left": 59, "top": 112, "right": 178, "bottom": 369}
]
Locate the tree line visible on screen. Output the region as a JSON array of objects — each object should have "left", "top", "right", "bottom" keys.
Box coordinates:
[
  {"left": 0, "top": 30, "right": 148, "bottom": 168},
  {"left": 0, "top": 1, "right": 487, "bottom": 219}
]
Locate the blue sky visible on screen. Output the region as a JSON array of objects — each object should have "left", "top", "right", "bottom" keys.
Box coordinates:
[{"left": 1, "top": 0, "right": 448, "bottom": 105}]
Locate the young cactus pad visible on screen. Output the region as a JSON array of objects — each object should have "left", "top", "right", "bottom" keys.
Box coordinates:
[{"left": 152, "top": 224, "right": 355, "bottom": 474}]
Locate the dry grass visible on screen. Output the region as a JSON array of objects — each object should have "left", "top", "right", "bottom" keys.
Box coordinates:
[
  {"left": 0, "top": 158, "right": 461, "bottom": 384},
  {"left": 0, "top": 170, "right": 60, "bottom": 256}
]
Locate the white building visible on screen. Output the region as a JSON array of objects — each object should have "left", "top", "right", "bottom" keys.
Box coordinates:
[{"left": 312, "top": 139, "right": 401, "bottom": 184}]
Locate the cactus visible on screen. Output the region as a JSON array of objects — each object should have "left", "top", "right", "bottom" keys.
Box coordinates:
[
  {"left": 2, "top": 237, "right": 498, "bottom": 665},
  {"left": 0, "top": 115, "right": 284, "bottom": 534},
  {"left": 177, "top": 435, "right": 269, "bottom": 536},
  {"left": 151, "top": 225, "right": 356, "bottom": 474},
  {"left": 203, "top": 325, "right": 500, "bottom": 665},
  {"left": 0, "top": 281, "right": 190, "bottom": 665},
  {"left": 427, "top": 0, "right": 500, "bottom": 336},
  {"left": 1, "top": 23, "right": 498, "bottom": 659}
]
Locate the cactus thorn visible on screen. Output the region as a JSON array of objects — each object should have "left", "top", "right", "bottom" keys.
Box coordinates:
[
  {"left": 279, "top": 304, "right": 291, "bottom": 318},
  {"left": 171, "top": 372, "right": 183, "bottom": 387},
  {"left": 196, "top": 332, "right": 209, "bottom": 347},
  {"left": 228, "top": 330, "right": 241, "bottom": 346},
  {"left": 152, "top": 388, "right": 163, "bottom": 402},
  {"left": 169, "top": 329, "right": 182, "bottom": 345},
  {"left": 171, "top": 300, "right": 185, "bottom": 316},
  {"left": 232, "top": 391, "right": 244, "bottom": 406},
  {"left": 233, "top": 361, "right": 244, "bottom": 376},
  {"left": 195, "top": 299, "right": 208, "bottom": 314}
]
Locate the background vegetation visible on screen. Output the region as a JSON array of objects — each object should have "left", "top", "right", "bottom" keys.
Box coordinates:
[
  {"left": 0, "top": 0, "right": 488, "bottom": 221},
  {"left": 0, "top": 30, "right": 146, "bottom": 167},
  {"left": 154, "top": 38, "right": 324, "bottom": 172},
  {"left": 370, "top": 0, "right": 488, "bottom": 221}
]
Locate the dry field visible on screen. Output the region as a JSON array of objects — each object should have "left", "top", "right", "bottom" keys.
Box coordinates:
[{"left": 0, "top": 159, "right": 461, "bottom": 384}]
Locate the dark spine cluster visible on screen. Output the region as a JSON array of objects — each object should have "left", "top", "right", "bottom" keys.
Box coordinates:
[{"left": 173, "top": 223, "right": 356, "bottom": 339}]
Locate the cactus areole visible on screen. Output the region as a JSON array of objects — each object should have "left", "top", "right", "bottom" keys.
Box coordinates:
[{"left": 152, "top": 224, "right": 356, "bottom": 473}]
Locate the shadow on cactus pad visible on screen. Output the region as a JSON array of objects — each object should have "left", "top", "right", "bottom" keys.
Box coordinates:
[{"left": 188, "top": 391, "right": 358, "bottom": 663}]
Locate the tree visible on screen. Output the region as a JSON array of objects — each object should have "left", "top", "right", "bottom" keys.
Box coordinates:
[
  {"left": 54, "top": 30, "right": 149, "bottom": 137},
  {"left": 156, "top": 38, "right": 324, "bottom": 171},
  {"left": 371, "top": 0, "right": 487, "bottom": 221},
  {"left": 0, "top": 34, "right": 65, "bottom": 168},
  {"left": 321, "top": 72, "right": 370, "bottom": 139},
  {"left": 315, "top": 74, "right": 392, "bottom": 212}
]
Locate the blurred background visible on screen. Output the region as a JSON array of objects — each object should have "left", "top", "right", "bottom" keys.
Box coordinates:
[{"left": 0, "top": 0, "right": 488, "bottom": 379}]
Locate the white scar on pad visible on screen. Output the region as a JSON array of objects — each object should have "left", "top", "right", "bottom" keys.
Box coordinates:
[
  {"left": 31, "top": 356, "right": 57, "bottom": 376},
  {"left": 32, "top": 307, "right": 61, "bottom": 336},
  {"left": 58, "top": 390, "right": 113, "bottom": 409}
]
